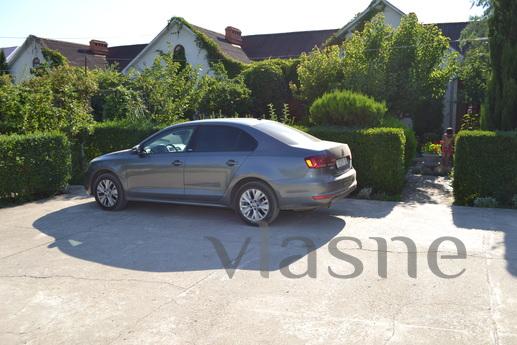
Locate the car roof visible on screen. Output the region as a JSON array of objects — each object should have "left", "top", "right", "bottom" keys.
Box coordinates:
[{"left": 181, "top": 118, "right": 264, "bottom": 126}]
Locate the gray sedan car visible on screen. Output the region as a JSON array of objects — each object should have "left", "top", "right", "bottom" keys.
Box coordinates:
[{"left": 85, "top": 119, "right": 357, "bottom": 225}]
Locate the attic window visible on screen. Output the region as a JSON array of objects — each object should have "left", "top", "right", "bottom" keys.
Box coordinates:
[
  {"left": 173, "top": 45, "right": 186, "bottom": 68},
  {"left": 32, "top": 57, "right": 40, "bottom": 67}
]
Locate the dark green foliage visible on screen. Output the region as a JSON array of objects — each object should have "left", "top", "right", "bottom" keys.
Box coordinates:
[
  {"left": 307, "top": 126, "right": 406, "bottom": 195},
  {"left": 485, "top": 0, "right": 517, "bottom": 130},
  {"left": 0, "top": 132, "right": 71, "bottom": 202},
  {"left": 453, "top": 130, "right": 517, "bottom": 205},
  {"left": 309, "top": 90, "right": 387, "bottom": 127},
  {"left": 70, "top": 121, "right": 164, "bottom": 183},
  {"left": 0, "top": 50, "right": 8, "bottom": 76},
  {"left": 459, "top": 17, "right": 490, "bottom": 105},
  {"left": 379, "top": 116, "right": 417, "bottom": 170},
  {"left": 242, "top": 60, "right": 290, "bottom": 116},
  {"left": 198, "top": 64, "right": 251, "bottom": 116},
  {"left": 91, "top": 68, "right": 145, "bottom": 122}
]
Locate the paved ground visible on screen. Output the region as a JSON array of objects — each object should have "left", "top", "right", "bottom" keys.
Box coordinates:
[
  {"left": 402, "top": 174, "right": 454, "bottom": 205},
  {"left": 1, "top": 187, "right": 516, "bottom": 345}
]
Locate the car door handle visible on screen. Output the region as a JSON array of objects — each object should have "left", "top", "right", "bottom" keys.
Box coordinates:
[
  {"left": 226, "top": 159, "right": 238, "bottom": 167},
  {"left": 172, "top": 160, "right": 183, "bottom": 166}
]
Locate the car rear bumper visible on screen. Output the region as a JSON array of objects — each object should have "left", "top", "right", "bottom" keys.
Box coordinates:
[{"left": 277, "top": 168, "right": 357, "bottom": 210}]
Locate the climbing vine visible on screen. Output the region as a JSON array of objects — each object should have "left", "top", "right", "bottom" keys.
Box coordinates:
[{"left": 168, "top": 17, "right": 245, "bottom": 77}]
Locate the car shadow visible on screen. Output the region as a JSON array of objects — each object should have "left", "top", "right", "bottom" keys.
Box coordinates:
[
  {"left": 33, "top": 201, "right": 346, "bottom": 273},
  {"left": 452, "top": 205, "right": 517, "bottom": 277}
]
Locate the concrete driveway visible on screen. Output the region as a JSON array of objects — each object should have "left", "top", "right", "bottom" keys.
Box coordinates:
[{"left": 0, "top": 188, "right": 516, "bottom": 345}]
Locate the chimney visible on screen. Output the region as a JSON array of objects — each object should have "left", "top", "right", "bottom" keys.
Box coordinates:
[
  {"left": 225, "top": 26, "right": 242, "bottom": 45},
  {"left": 89, "top": 40, "right": 108, "bottom": 55}
]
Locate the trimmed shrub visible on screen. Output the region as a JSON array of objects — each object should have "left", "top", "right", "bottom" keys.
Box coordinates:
[
  {"left": 71, "top": 121, "right": 163, "bottom": 183},
  {"left": 309, "top": 90, "right": 387, "bottom": 128},
  {"left": 0, "top": 132, "right": 71, "bottom": 202},
  {"left": 379, "top": 116, "right": 417, "bottom": 170},
  {"left": 453, "top": 130, "right": 517, "bottom": 205},
  {"left": 308, "top": 126, "right": 406, "bottom": 195}
]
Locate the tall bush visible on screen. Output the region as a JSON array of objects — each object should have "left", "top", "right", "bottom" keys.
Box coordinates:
[
  {"left": 129, "top": 54, "right": 202, "bottom": 125},
  {"left": 309, "top": 90, "right": 387, "bottom": 127},
  {"left": 198, "top": 63, "right": 251, "bottom": 116},
  {"left": 242, "top": 60, "right": 289, "bottom": 115}
]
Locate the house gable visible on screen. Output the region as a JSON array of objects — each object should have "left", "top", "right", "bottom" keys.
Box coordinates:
[
  {"left": 329, "top": 0, "right": 405, "bottom": 44},
  {"left": 122, "top": 18, "right": 249, "bottom": 75}
]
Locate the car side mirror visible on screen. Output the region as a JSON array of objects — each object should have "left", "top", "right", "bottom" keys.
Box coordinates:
[{"left": 132, "top": 145, "right": 148, "bottom": 156}]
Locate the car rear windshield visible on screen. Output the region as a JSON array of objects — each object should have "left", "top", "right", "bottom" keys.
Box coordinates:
[{"left": 254, "top": 122, "right": 321, "bottom": 145}]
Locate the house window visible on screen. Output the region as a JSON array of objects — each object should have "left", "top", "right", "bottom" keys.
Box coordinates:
[
  {"left": 173, "top": 45, "right": 186, "bottom": 68},
  {"left": 32, "top": 57, "right": 40, "bottom": 67}
]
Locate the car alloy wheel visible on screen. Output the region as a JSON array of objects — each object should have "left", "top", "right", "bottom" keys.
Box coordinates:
[
  {"left": 239, "top": 188, "right": 270, "bottom": 222},
  {"left": 96, "top": 178, "right": 119, "bottom": 208}
]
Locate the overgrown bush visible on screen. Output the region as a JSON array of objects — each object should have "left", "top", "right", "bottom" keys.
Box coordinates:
[
  {"left": 0, "top": 132, "right": 71, "bottom": 202},
  {"left": 129, "top": 54, "right": 202, "bottom": 125},
  {"left": 242, "top": 60, "right": 289, "bottom": 115},
  {"left": 309, "top": 90, "right": 387, "bottom": 127},
  {"left": 453, "top": 130, "right": 517, "bottom": 206},
  {"left": 91, "top": 68, "right": 146, "bottom": 122},
  {"left": 198, "top": 64, "right": 251, "bottom": 116},
  {"left": 308, "top": 126, "right": 406, "bottom": 195}
]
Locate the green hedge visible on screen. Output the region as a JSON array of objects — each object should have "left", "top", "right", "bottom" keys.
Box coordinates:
[
  {"left": 71, "top": 122, "right": 161, "bottom": 183},
  {"left": 0, "top": 132, "right": 71, "bottom": 202},
  {"left": 379, "top": 116, "right": 417, "bottom": 170},
  {"left": 453, "top": 130, "right": 517, "bottom": 206},
  {"left": 308, "top": 126, "right": 406, "bottom": 195}
]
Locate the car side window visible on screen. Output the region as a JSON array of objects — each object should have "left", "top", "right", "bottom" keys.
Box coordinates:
[
  {"left": 192, "top": 126, "right": 257, "bottom": 152},
  {"left": 143, "top": 127, "right": 194, "bottom": 154}
]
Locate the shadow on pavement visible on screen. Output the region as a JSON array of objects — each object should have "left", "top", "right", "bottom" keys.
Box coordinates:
[
  {"left": 33, "top": 201, "right": 346, "bottom": 273},
  {"left": 452, "top": 205, "right": 517, "bottom": 276}
]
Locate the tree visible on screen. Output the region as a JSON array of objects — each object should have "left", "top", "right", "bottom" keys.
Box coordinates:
[
  {"left": 295, "top": 46, "right": 345, "bottom": 105},
  {"left": 295, "top": 13, "right": 455, "bottom": 136},
  {"left": 485, "top": 0, "right": 517, "bottom": 130},
  {"left": 459, "top": 17, "right": 490, "bottom": 105},
  {"left": 0, "top": 50, "right": 9, "bottom": 76},
  {"left": 130, "top": 54, "right": 202, "bottom": 125}
]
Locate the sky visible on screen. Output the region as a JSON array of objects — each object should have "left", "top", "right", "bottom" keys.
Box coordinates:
[{"left": 0, "top": 0, "right": 484, "bottom": 48}]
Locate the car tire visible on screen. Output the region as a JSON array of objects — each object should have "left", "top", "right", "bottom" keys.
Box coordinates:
[
  {"left": 234, "top": 181, "right": 279, "bottom": 226},
  {"left": 93, "top": 173, "right": 127, "bottom": 211}
]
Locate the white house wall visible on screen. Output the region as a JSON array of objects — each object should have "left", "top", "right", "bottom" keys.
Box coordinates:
[
  {"left": 124, "top": 22, "right": 211, "bottom": 75},
  {"left": 383, "top": 6, "right": 402, "bottom": 28},
  {"left": 8, "top": 38, "right": 44, "bottom": 83}
]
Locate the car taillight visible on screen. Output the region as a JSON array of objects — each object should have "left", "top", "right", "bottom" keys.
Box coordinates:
[{"left": 305, "top": 155, "right": 336, "bottom": 169}]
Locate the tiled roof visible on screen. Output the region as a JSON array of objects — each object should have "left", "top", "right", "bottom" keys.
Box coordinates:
[
  {"left": 36, "top": 36, "right": 108, "bottom": 69},
  {"left": 107, "top": 44, "right": 147, "bottom": 71},
  {"left": 1, "top": 46, "right": 17, "bottom": 59},
  {"left": 193, "top": 25, "right": 252, "bottom": 64},
  {"left": 433, "top": 22, "right": 470, "bottom": 52},
  {"left": 241, "top": 29, "right": 338, "bottom": 60}
]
